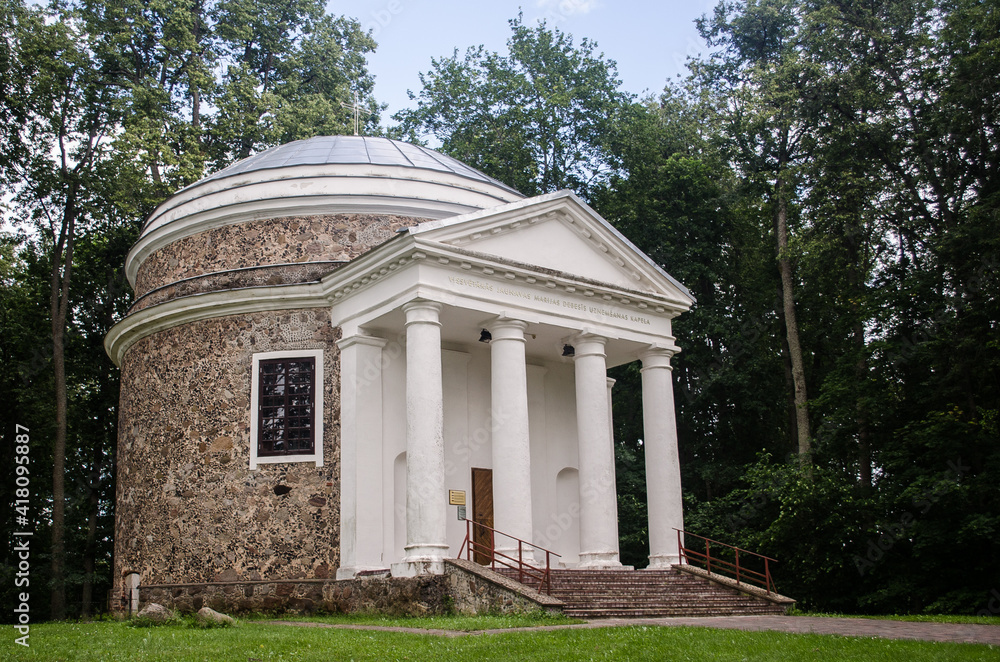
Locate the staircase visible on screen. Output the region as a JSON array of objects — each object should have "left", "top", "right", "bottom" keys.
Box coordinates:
[{"left": 498, "top": 566, "right": 794, "bottom": 618}]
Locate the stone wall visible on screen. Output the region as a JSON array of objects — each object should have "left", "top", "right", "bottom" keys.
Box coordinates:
[
  {"left": 113, "top": 308, "right": 341, "bottom": 601},
  {"left": 139, "top": 575, "right": 450, "bottom": 616},
  {"left": 134, "top": 562, "right": 562, "bottom": 616},
  {"left": 134, "top": 214, "right": 422, "bottom": 297},
  {"left": 444, "top": 559, "right": 563, "bottom": 615}
]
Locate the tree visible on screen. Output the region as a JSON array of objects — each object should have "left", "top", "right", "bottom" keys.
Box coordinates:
[
  {"left": 83, "top": 0, "right": 378, "bottom": 187},
  {"left": 677, "top": 0, "right": 1000, "bottom": 613},
  {"left": 211, "top": 0, "right": 378, "bottom": 166},
  {"left": 694, "top": 0, "right": 815, "bottom": 465},
  {"left": 395, "top": 14, "right": 630, "bottom": 199},
  {"left": 2, "top": 0, "right": 382, "bottom": 618},
  {"left": 595, "top": 89, "right": 790, "bottom": 563},
  {"left": 808, "top": 0, "right": 1000, "bottom": 611},
  {"left": 81, "top": 0, "right": 216, "bottom": 196},
  {"left": 1, "top": 1, "right": 138, "bottom": 617}
]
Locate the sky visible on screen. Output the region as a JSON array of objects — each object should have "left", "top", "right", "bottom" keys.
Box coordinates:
[{"left": 326, "top": 0, "right": 719, "bottom": 127}]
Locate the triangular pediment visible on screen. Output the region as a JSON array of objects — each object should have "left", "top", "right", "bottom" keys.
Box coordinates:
[{"left": 411, "top": 191, "right": 694, "bottom": 306}]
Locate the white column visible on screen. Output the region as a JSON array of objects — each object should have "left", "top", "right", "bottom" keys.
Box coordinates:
[
  {"left": 573, "top": 333, "right": 622, "bottom": 568},
  {"left": 606, "top": 377, "right": 620, "bottom": 550},
  {"left": 639, "top": 347, "right": 684, "bottom": 567},
  {"left": 336, "top": 334, "right": 387, "bottom": 580},
  {"left": 487, "top": 318, "right": 535, "bottom": 563},
  {"left": 392, "top": 300, "right": 448, "bottom": 576}
]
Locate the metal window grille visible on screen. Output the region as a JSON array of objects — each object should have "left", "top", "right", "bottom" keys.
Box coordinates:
[{"left": 257, "top": 357, "right": 316, "bottom": 456}]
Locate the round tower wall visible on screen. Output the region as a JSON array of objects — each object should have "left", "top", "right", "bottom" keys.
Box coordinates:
[
  {"left": 133, "top": 213, "right": 422, "bottom": 298},
  {"left": 113, "top": 308, "right": 341, "bottom": 598}
]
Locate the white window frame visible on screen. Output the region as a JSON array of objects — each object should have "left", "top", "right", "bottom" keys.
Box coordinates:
[{"left": 249, "top": 349, "right": 324, "bottom": 470}]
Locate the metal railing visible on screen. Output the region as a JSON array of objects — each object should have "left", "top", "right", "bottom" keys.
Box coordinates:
[
  {"left": 458, "top": 519, "right": 561, "bottom": 595},
  {"left": 675, "top": 528, "right": 778, "bottom": 595}
]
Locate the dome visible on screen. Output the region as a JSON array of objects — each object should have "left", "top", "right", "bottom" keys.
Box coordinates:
[
  {"left": 128, "top": 136, "right": 524, "bottom": 287},
  {"left": 197, "top": 136, "right": 519, "bottom": 195}
]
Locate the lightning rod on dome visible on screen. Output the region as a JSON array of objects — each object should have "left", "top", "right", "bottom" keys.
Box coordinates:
[{"left": 341, "top": 90, "right": 374, "bottom": 136}]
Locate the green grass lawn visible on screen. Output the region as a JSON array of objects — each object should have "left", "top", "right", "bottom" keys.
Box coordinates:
[
  {"left": 2, "top": 619, "right": 997, "bottom": 662},
  {"left": 254, "top": 611, "right": 585, "bottom": 631},
  {"left": 795, "top": 612, "right": 1000, "bottom": 626}
]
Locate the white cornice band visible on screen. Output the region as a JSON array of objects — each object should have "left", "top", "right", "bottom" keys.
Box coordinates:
[{"left": 106, "top": 237, "right": 689, "bottom": 367}]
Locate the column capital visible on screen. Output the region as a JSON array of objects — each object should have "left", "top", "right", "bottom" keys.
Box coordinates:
[
  {"left": 606, "top": 377, "right": 616, "bottom": 389},
  {"left": 402, "top": 299, "right": 442, "bottom": 326},
  {"left": 638, "top": 346, "right": 676, "bottom": 370},
  {"left": 569, "top": 332, "right": 607, "bottom": 358},
  {"left": 337, "top": 334, "right": 388, "bottom": 351},
  {"left": 484, "top": 316, "right": 529, "bottom": 342}
]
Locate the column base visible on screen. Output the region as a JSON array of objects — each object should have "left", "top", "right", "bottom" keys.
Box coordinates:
[
  {"left": 390, "top": 560, "right": 446, "bottom": 577},
  {"left": 391, "top": 544, "right": 450, "bottom": 577},
  {"left": 646, "top": 554, "right": 683, "bottom": 568},
  {"left": 578, "top": 551, "right": 623, "bottom": 569},
  {"left": 335, "top": 566, "right": 391, "bottom": 580}
]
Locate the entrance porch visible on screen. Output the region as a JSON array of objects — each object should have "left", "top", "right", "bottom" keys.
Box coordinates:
[{"left": 332, "top": 191, "right": 693, "bottom": 580}]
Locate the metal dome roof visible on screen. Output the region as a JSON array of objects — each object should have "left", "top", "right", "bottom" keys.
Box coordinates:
[{"left": 197, "top": 135, "right": 521, "bottom": 196}]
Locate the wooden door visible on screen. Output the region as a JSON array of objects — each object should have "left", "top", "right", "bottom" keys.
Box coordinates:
[{"left": 471, "top": 468, "right": 494, "bottom": 565}]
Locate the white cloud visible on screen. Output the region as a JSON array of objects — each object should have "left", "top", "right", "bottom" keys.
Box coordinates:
[{"left": 536, "top": 0, "right": 601, "bottom": 17}]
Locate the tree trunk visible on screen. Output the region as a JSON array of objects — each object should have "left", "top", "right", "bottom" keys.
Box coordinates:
[
  {"left": 50, "top": 314, "right": 67, "bottom": 619},
  {"left": 191, "top": 82, "right": 200, "bottom": 132},
  {"left": 846, "top": 225, "right": 872, "bottom": 493},
  {"left": 776, "top": 288, "right": 798, "bottom": 454},
  {"left": 49, "top": 182, "right": 77, "bottom": 620},
  {"left": 855, "top": 321, "right": 872, "bottom": 492},
  {"left": 774, "top": 169, "right": 811, "bottom": 466},
  {"left": 81, "top": 444, "right": 102, "bottom": 617}
]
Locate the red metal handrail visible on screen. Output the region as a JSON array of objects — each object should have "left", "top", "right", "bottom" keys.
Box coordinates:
[
  {"left": 458, "top": 519, "right": 561, "bottom": 594},
  {"left": 675, "top": 528, "right": 778, "bottom": 595}
]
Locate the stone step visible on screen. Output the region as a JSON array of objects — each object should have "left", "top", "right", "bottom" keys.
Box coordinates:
[
  {"left": 561, "top": 603, "right": 775, "bottom": 612},
  {"left": 562, "top": 601, "right": 779, "bottom": 609},
  {"left": 548, "top": 582, "right": 737, "bottom": 595},
  {"left": 565, "top": 607, "right": 786, "bottom": 618},
  {"left": 558, "top": 598, "right": 774, "bottom": 607},
  {"left": 494, "top": 565, "right": 790, "bottom": 618}
]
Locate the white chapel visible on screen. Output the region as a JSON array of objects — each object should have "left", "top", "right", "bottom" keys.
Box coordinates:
[{"left": 106, "top": 136, "right": 693, "bottom": 598}]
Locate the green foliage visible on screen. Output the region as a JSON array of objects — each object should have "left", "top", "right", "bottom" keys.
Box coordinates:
[
  {"left": 658, "top": 0, "right": 1000, "bottom": 615},
  {"left": 394, "top": 14, "right": 630, "bottom": 198},
  {"left": 598, "top": 91, "right": 789, "bottom": 532}
]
